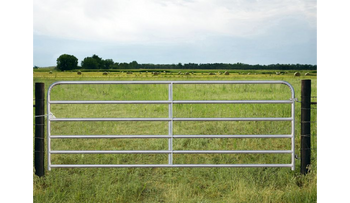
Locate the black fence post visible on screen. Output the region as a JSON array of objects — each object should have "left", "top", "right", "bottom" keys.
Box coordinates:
[
  {"left": 301, "top": 80, "right": 311, "bottom": 174},
  {"left": 34, "top": 83, "right": 45, "bottom": 177}
]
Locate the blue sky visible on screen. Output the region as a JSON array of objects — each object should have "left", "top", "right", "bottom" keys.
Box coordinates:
[{"left": 33, "top": 0, "right": 316, "bottom": 67}]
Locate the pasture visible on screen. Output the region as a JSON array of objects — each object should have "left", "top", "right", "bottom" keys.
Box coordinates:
[{"left": 33, "top": 71, "right": 317, "bottom": 202}]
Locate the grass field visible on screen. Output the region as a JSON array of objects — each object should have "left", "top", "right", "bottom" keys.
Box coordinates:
[{"left": 33, "top": 71, "right": 317, "bottom": 202}]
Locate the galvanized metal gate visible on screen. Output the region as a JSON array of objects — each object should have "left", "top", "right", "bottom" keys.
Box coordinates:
[{"left": 47, "top": 81, "right": 296, "bottom": 170}]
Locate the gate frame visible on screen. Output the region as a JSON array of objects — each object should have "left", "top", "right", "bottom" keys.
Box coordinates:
[{"left": 47, "top": 81, "right": 296, "bottom": 170}]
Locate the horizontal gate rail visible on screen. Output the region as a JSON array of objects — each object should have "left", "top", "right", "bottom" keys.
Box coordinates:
[
  {"left": 49, "top": 164, "right": 293, "bottom": 168},
  {"left": 50, "top": 117, "right": 292, "bottom": 122},
  {"left": 50, "top": 150, "right": 292, "bottom": 154},
  {"left": 50, "top": 134, "right": 292, "bottom": 139},
  {"left": 49, "top": 100, "right": 293, "bottom": 104},
  {"left": 47, "top": 80, "right": 295, "bottom": 170}
]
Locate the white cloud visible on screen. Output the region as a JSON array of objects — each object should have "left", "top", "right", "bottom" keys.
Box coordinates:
[
  {"left": 33, "top": 0, "right": 317, "bottom": 66},
  {"left": 33, "top": 0, "right": 316, "bottom": 43}
]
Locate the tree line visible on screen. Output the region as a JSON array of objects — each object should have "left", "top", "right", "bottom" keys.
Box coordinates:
[{"left": 56, "top": 54, "right": 317, "bottom": 71}]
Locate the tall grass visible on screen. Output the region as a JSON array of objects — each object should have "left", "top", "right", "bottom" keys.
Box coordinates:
[{"left": 34, "top": 72, "right": 317, "bottom": 202}]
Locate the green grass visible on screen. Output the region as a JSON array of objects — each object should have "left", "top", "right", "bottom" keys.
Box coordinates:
[{"left": 33, "top": 71, "right": 317, "bottom": 202}]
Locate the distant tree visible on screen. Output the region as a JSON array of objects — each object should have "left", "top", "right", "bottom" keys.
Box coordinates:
[
  {"left": 111, "top": 62, "right": 120, "bottom": 69},
  {"left": 103, "top": 59, "right": 114, "bottom": 69},
  {"left": 119, "top": 62, "right": 129, "bottom": 69},
  {"left": 56, "top": 54, "right": 78, "bottom": 71},
  {"left": 129, "top": 61, "right": 139, "bottom": 69},
  {"left": 81, "top": 57, "right": 99, "bottom": 69},
  {"left": 92, "top": 54, "right": 103, "bottom": 68},
  {"left": 33, "top": 65, "right": 39, "bottom": 69},
  {"left": 81, "top": 54, "right": 106, "bottom": 69}
]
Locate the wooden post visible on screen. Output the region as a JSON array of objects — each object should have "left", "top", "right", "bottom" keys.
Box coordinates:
[
  {"left": 34, "top": 83, "right": 45, "bottom": 177},
  {"left": 301, "top": 80, "right": 311, "bottom": 174}
]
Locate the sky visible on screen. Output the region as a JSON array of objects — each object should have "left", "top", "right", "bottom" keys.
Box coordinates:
[{"left": 33, "top": 0, "right": 317, "bottom": 67}]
